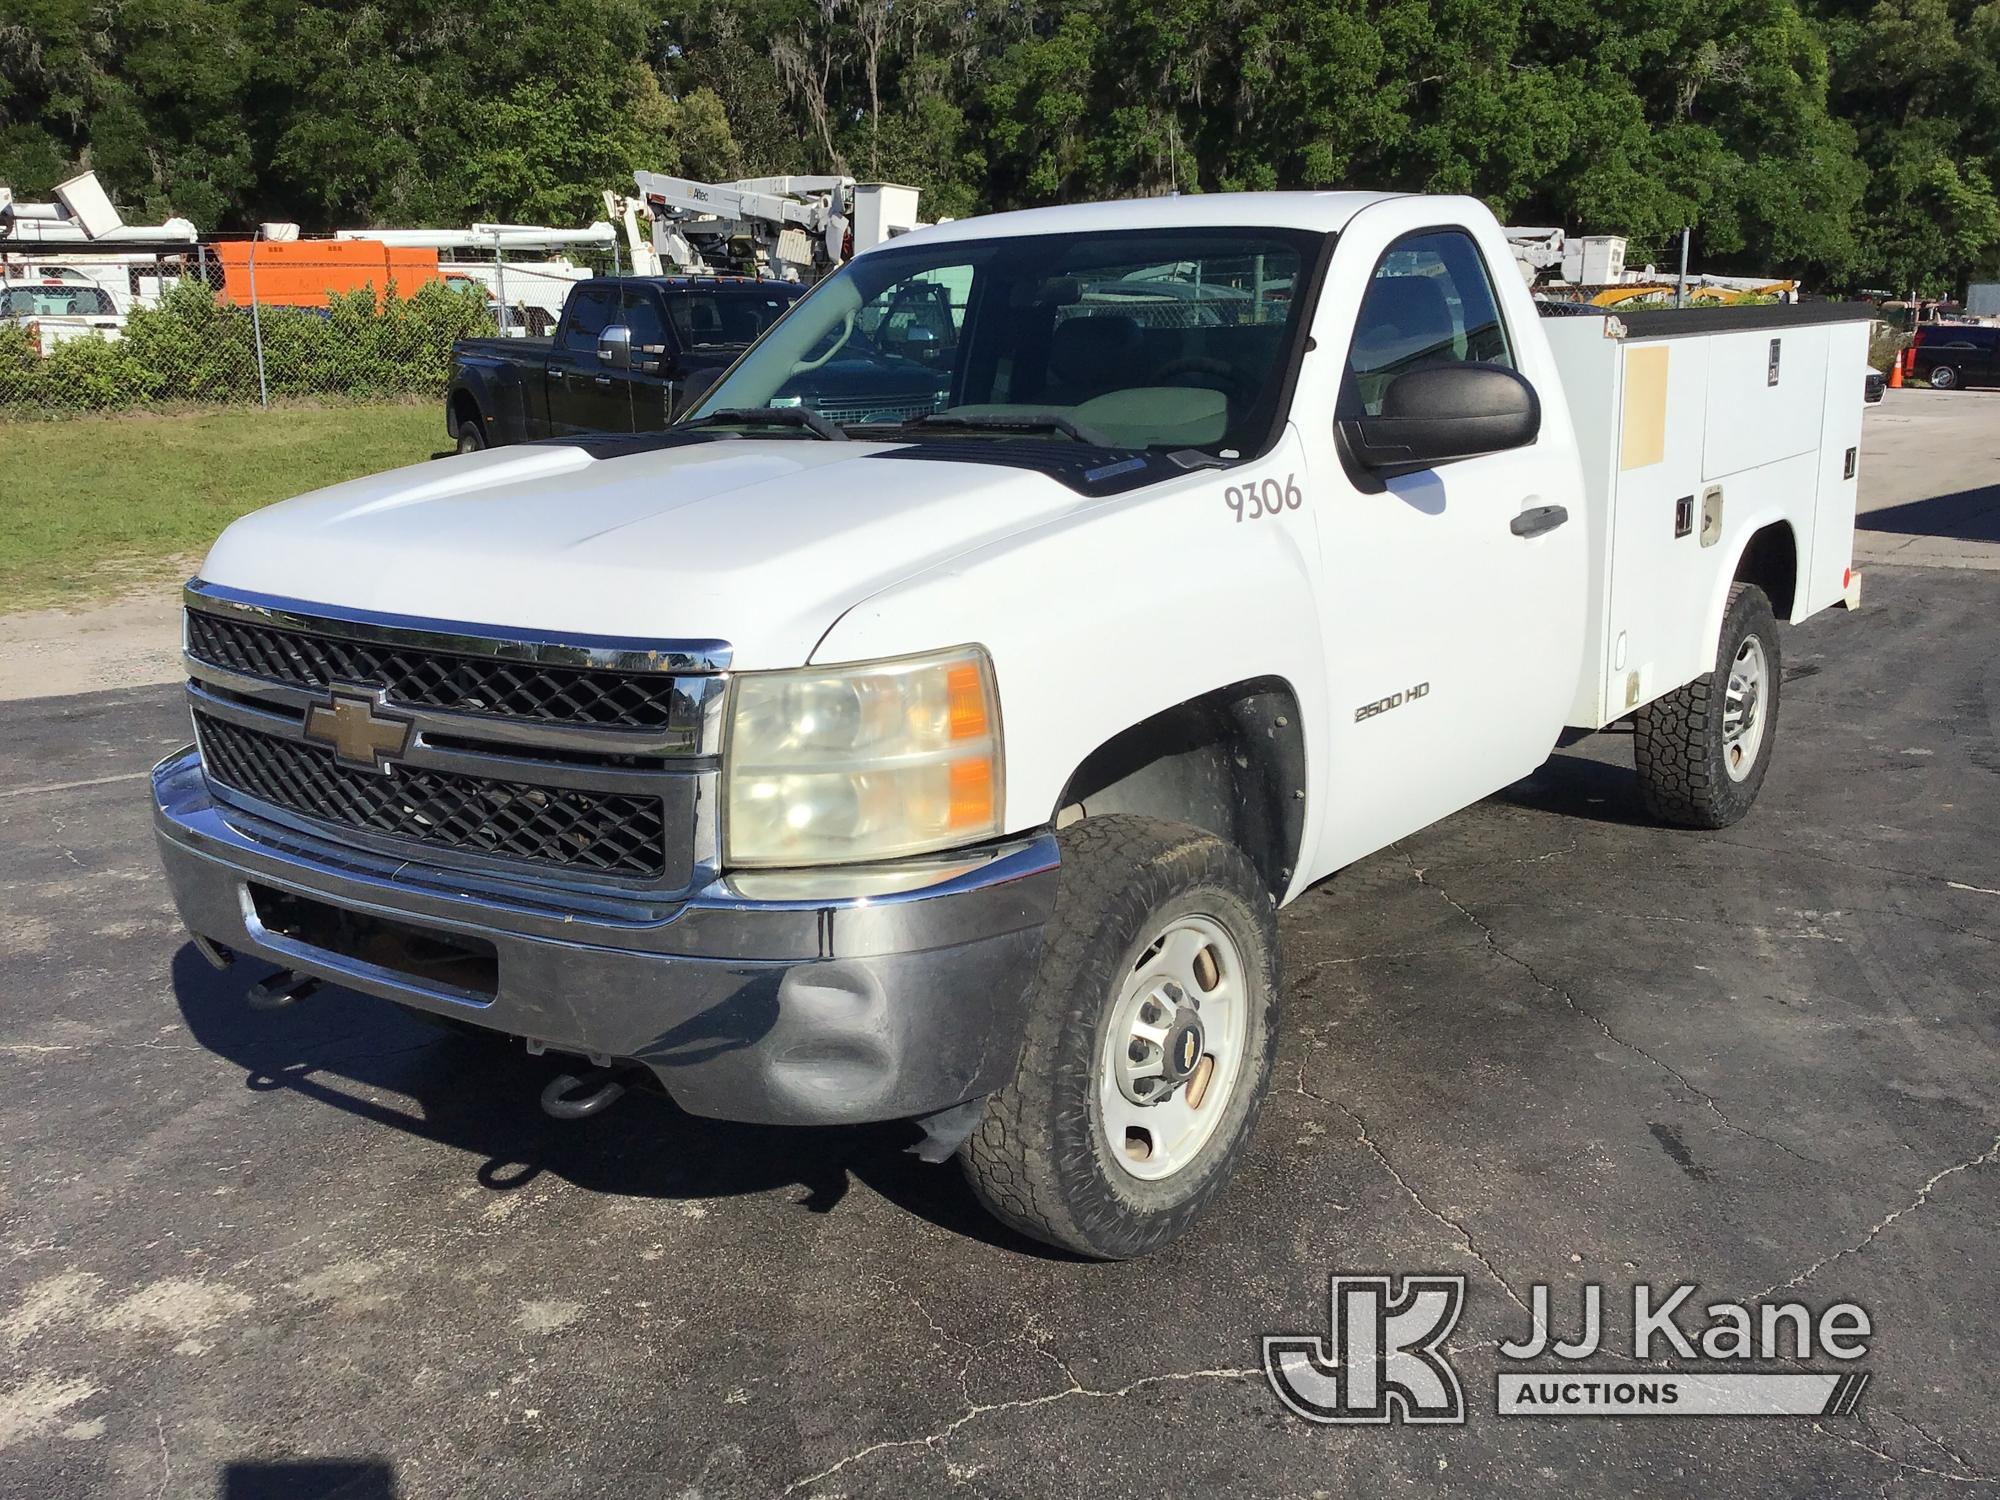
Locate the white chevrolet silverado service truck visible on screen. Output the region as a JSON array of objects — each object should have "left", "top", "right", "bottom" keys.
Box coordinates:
[{"left": 153, "top": 193, "right": 1868, "bottom": 1258}]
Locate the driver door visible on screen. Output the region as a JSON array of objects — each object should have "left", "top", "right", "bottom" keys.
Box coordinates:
[
  {"left": 548, "top": 284, "right": 624, "bottom": 435},
  {"left": 1302, "top": 206, "right": 1587, "bottom": 870}
]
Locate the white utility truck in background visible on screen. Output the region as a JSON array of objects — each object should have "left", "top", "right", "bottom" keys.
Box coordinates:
[
  {"left": 332, "top": 223, "right": 618, "bottom": 335},
  {"left": 152, "top": 192, "right": 1867, "bottom": 1258},
  {"left": 607, "top": 174, "right": 926, "bottom": 281}
]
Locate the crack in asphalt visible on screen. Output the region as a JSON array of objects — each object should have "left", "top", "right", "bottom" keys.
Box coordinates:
[
  {"left": 1824, "top": 903, "right": 2000, "bottom": 947},
  {"left": 1714, "top": 836, "right": 2000, "bottom": 902},
  {"left": 1754, "top": 1132, "right": 2000, "bottom": 1300},
  {"left": 1397, "top": 847, "right": 1821, "bottom": 1170},
  {"left": 45, "top": 809, "right": 86, "bottom": 869},
  {"left": 780, "top": 1365, "right": 1263, "bottom": 1496},
  {"left": 1287, "top": 941, "right": 1490, "bottom": 979},
  {"left": 1292, "top": 1067, "right": 1543, "bottom": 1342},
  {"left": 1878, "top": 1407, "right": 1991, "bottom": 1477},
  {"left": 1817, "top": 1418, "right": 2000, "bottom": 1486},
  {"left": 1489, "top": 899, "right": 1848, "bottom": 943},
  {"left": 0, "top": 1039, "right": 203, "bottom": 1056}
]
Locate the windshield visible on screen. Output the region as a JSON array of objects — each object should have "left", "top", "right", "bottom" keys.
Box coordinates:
[
  {"left": 1, "top": 286, "right": 116, "bottom": 317},
  {"left": 665, "top": 288, "right": 802, "bottom": 349},
  {"left": 686, "top": 227, "right": 1323, "bottom": 454}
]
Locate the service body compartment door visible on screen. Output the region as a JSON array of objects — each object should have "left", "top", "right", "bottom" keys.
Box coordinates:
[
  {"left": 1805, "top": 321, "right": 1868, "bottom": 614},
  {"left": 1702, "top": 325, "right": 1830, "bottom": 479},
  {"left": 1602, "top": 336, "right": 1721, "bottom": 713}
]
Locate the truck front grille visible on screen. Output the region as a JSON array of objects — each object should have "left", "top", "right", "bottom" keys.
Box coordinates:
[
  {"left": 193, "top": 711, "right": 669, "bottom": 880},
  {"left": 185, "top": 610, "right": 687, "bottom": 730}
]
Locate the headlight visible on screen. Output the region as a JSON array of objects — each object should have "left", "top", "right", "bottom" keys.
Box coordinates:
[{"left": 723, "top": 646, "right": 1002, "bottom": 867}]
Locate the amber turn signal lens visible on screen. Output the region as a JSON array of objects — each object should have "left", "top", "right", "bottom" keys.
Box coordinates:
[
  {"left": 948, "top": 755, "right": 994, "bottom": 829},
  {"left": 947, "top": 662, "right": 989, "bottom": 740}
]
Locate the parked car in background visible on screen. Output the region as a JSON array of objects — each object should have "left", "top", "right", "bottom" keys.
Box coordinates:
[
  {"left": 1, "top": 262, "right": 128, "bottom": 310},
  {"left": 446, "top": 275, "right": 808, "bottom": 450},
  {"left": 1909, "top": 323, "right": 2000, "bottom": 389},
  {"left": 0, "top": 283, "right": 125, "bottom": 353}
]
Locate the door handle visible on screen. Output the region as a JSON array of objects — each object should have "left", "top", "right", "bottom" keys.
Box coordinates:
[
  {"left": 549, "top": 368, "right": 564, "bottom": 380},
  {"left": 594, "top": 376, "right": 612, "bottom": 387},
  {"left": 1511, "top": 504, "right": 1569, "bottom": 539}
]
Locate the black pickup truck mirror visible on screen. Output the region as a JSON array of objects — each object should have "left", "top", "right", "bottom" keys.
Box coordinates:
[
  {"left": 1342, "top": 363, "right": 1540, "bottom": 472},
  {"left": 597, "top": 325, "right": 633, "bottom": 372}
]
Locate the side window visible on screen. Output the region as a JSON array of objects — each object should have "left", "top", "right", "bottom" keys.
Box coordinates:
[
  {"left": 1344, "top": 230, "right": 1514, "bottom": 417},
  {"left": 621, "top": 290, "right": 670, "bottom": 356},
  {"left": 560, "top": 288, "right": 618, "bottom": 353}
]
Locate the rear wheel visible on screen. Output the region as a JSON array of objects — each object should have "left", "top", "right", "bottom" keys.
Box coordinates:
[
  {"left": 1633, "top": 583, "right": 1780, "bottom": 829},
  {"left": 1929, "top": 364, "right": 1959, "bottom": 390},
  {"left": 455, "top": 415, "right": 488, "bottom": 453},
  {"left": 959, "top": 816, "right": 1280, "bottom": 1259}
]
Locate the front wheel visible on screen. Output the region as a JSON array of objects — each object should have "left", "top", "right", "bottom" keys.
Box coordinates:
[
  {"left": 455, "top": 417, "right": 488, "bottom": 454},
  {"left": 959, "top": 816, "right": 1280, "bottom": 1259},
  {"left": 1633, "top": 583, "right": 1781, "bottom": 828},
  {"left": 1929, "top": 365, "right": 1959, "bottom": 390}
]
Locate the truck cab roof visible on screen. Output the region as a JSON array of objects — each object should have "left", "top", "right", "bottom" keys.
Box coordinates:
[{"left": 866, "top": 190, "right": 1405, "bottom": 254}]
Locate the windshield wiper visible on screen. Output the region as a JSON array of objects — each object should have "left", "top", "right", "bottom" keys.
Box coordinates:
[
  {"left": 902, "top": 412, "right": 1116, "bottom": 447},
  {"left": 683, "top": 407, "right": 847, "bottom": 440}
]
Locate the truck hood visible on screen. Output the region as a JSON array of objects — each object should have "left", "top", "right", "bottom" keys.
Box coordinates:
[{"left": 199, "top": 438, "right": 1092, "bottom": 668}]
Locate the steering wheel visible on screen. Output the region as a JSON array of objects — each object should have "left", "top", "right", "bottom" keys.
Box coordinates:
[{"left": 1151, "top": 355, "right": 1257, "bottom": 409}]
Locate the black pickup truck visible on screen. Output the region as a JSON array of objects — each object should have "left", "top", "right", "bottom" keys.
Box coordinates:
[{"left": 446, "top": 276, "right": 806, "bottom": 451}]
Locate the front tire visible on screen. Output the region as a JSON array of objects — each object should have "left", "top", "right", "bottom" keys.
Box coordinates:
[
  {"left": 1929, "top": 364, "right": 1959, "bottom": 390},
  {"left": 1633, "top": 583, "right": 1781, "bottom": 828},
  {"left": 960, "top": 816, "right": 1281, "bottom": 1259},
  {"left": 455, "top": 416, "right": 488, "bottom": 453}
]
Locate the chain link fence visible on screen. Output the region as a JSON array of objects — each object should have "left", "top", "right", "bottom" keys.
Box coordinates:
[{"left": 0, "top": 238, "right": 624, "bottom": 417}]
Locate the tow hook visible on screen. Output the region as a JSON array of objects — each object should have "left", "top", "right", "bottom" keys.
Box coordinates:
[
  {"left": 539, "top": 1067, "right": 631, "bottom": 1121},
  {"left": 246, "top": 969, "right": 321, "bottom": 1011}
]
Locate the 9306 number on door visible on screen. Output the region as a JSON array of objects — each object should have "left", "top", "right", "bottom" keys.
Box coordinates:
[{"left": 1225, "top": 474, "right": 1303, "bottom": 523}]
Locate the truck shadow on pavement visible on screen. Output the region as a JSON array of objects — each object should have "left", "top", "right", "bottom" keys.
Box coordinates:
[
  {"left": 1497, "top": 739, "right": 1656, "bottom": 827},
  {"left": 167, "top": 947, "right": 1059, "bottom": 1257},
  {"left": 221, "top": 1459, "right": 399, "bottom": 1499},
  {"left": 1857, "top": 484, "right": 2000, "bottom": 543}
]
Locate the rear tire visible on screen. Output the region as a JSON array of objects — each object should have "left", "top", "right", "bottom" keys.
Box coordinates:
[
  {"left": 1929, "top": 365, "right": 1959, "bottom": 390},
  {"left": 455, "top": 415, "right": 488, "bottom": 453},
  {"left": 1633, "top": 583, "right": 1781, "bottom": 829},
  {"left": 959, "top": 816, "right": 1280, "bottom": 1259}
]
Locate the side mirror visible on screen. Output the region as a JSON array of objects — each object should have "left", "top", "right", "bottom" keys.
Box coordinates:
[
  {"left": 1343, "top": 364, "right": 1540, "bottom": 472},
  {"left": 597, "top": 324, "right": 633, "bottom": 371}
]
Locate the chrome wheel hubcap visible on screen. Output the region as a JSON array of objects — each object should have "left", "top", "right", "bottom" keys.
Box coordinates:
[
  {"left": 1099, "top": 915, "right": 1248, "bottom": 1181},
  {"left": 1723, "top": 634, "right": 1769, "bottom": 782}
]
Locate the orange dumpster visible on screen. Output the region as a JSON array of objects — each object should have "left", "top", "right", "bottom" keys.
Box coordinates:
[{"left": 212, "top": 240, "right": 441, "bottom": 308}]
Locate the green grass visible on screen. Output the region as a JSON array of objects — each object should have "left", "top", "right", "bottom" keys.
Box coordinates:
[{"left": 0, "top": 401, "right": 444, "bottom": 613}]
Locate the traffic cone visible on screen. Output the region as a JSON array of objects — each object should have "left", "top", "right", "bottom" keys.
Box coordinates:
[{"left": 1888, "top": 355, "right": 1904, "bottom": 389}]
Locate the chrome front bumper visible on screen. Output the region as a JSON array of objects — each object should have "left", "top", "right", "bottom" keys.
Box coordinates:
[{"left": 152, "top": 748, "right": 1058, "bottom": 1126}]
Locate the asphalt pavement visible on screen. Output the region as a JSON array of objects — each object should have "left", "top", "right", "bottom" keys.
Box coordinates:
[{"left": 1, "top": 400, "right": 1998, "bottom": 1497}]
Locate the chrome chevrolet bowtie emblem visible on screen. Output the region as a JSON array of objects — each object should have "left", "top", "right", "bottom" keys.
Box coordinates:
[{"left": 303, "top": 685, "right": 412, "bottom": 773}]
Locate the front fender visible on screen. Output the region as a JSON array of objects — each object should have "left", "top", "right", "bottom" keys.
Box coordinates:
[{"left": 810, "top": 441, "right": 1331, "bottom": 867}]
